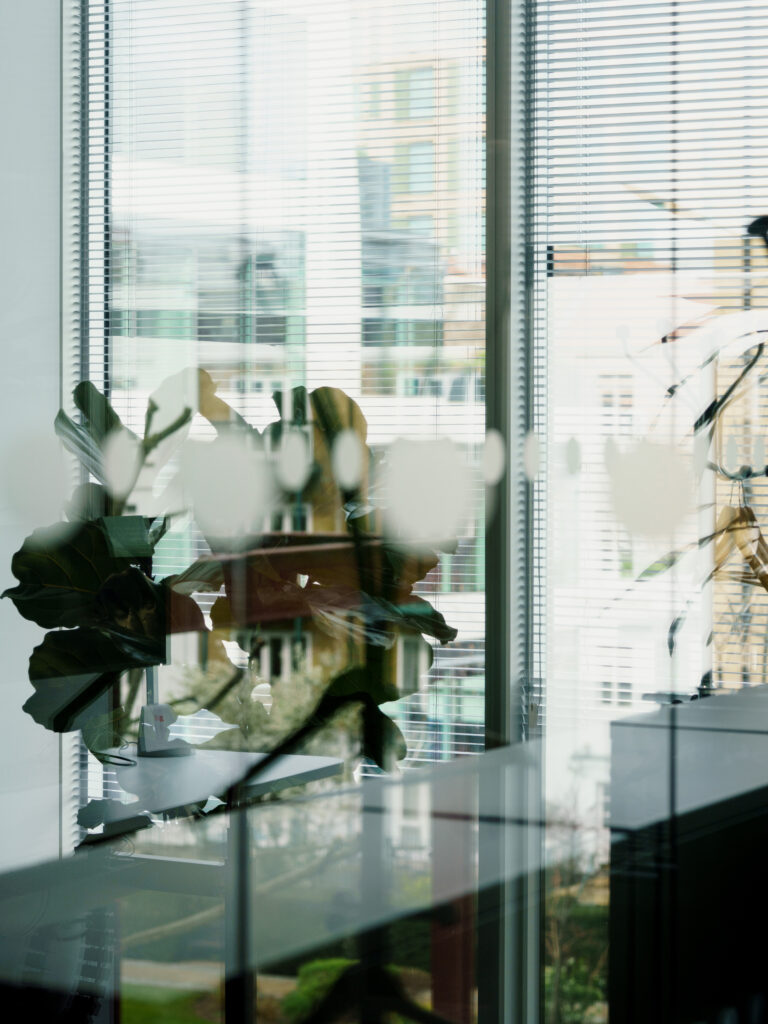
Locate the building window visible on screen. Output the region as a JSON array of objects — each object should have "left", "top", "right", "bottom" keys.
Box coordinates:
[
  {"left": 396, "top": 67, "right": 435, "bottom": 119},
  {"left": 393, "top": 141, "right": 435, "bottom": 193},
  {"left": 408, "top": 141, "right": 434, "bottom": 192},
  {"left": 366, "top": 79, "right": 381, "bottom": 118},
  {"left": 408, "top": 215, "right": 434, "bottom": 237}
]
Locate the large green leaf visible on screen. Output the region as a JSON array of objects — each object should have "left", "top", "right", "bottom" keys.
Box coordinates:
[
  {"left": 29, "top": 626, "right": 162, "bottom": 681},
  {"left": 3, "top": 521, "right": 131, "bottom": 629},
  {"left": 93, "top": 568, "right": 206, "bottom": 640},
  {"left": 25, "top": 628, "right": 161, "bottom": 732}
]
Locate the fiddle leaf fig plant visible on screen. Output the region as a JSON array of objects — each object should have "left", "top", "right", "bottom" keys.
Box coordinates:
[{"left": 4, "top": 370, "right": 459, "bottom": 830}]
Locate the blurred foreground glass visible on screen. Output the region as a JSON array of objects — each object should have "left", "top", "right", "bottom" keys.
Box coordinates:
[{"left": 0, "top": 745, "right": 536, "bottom": 1023}]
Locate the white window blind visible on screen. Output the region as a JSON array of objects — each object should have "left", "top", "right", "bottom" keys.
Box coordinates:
[
  {"left": 71, "top": 0, "right": 489, "bottom": 765},
  {"left": 535, "top": 0, "right": 768, "bottom": 825}
]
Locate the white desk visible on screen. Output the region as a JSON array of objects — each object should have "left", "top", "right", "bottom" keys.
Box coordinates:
[{"left": 103, "top": 747, "right": 344, "bottom": 823}]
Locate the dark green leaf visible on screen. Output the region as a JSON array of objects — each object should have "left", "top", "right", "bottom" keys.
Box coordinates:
[
  {"left": 23, "top": 669, "right": 118, "bottom": 734},
  {"left": 362, "top": 701, "right": 407, "bottom": 767},
  {"left": 99, "top": 515, "right": 153, "bottom": 559},
  {"left": 323, "top": 671, "right": 406, "bottom": 768},
  {"left": 29, "top": 627, "right": 162, "bottom": 681},
  {"left": 54, "top": 409, "right": 105, "bottom": 482},
  {"left": 3, "top": 521, "right": 131, "bottom": 628},
  {"left": 25, "top": 628, "right": 161, "bottom": 732},
  {"left": 77, "top": 799, "right": 153, "bottom": 839},
  {"left": 326, "top": 666, "right": 398, "bottom": 706},
  {"left": 371, "top": 594, "right": 458, "bottom": 644},
  {"left": 668, "top": 612, "right": 687, "bottom": 655},
  {"left": 147, "top": 515, "right": 170, "bottom": 547},
  {"left": 73, "top": 381, "right": 125, "bottom": 442}
]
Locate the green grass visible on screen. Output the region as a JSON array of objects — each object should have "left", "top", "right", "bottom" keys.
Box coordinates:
[{"left": 121, "top": 984, "right": 213, "bottom": 1024}]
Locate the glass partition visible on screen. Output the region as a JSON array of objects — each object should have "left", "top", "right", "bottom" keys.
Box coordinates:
[
  {"left": 11, "top": 1, "right": 768, "bottom": 1022},
  {"left": 0, "top": 745, "right": 536, "bottom": 1023}
]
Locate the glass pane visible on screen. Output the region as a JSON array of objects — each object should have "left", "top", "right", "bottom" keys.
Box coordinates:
[
  {"left": 408, "top": 68, "right": 435, "bottom": 118},
  {"left": 537, "top": 3, "right": 768, "bottom": 1021}
]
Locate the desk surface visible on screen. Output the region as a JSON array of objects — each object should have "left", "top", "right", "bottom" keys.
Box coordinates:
[{"left": 107, "top": 747, "right": 344, "bottom": 822}]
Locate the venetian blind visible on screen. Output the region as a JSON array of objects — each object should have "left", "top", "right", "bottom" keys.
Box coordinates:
[
  {"left": 534, "top": 0, "right": 768, "bottom": 803},
  {"left": 73, "top": 0, "right": 489, "bottom": 764}
]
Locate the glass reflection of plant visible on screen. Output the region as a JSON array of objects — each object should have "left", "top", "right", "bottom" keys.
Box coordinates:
[
  {"left": 629, "top": 310, "right": 768, "bottom": 684},
  {"left": 4, "top": 369, "right": 458, "bottom": 826}
]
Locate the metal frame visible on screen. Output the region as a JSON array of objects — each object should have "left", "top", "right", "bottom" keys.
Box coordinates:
[
  {"left": 65, "top": 0, "right": 113, "bottom": 847},
  {"left": 481, "top": 0, "right": 541, "bottom": 1020}
]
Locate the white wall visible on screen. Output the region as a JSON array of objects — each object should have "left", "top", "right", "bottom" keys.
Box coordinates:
[{"left": 0, "top": 2, "right": 66, "bottom": 871}]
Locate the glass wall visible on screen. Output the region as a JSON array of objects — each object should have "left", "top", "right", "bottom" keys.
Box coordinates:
[
  {"left": 95, "top": 0, "right": 488, "bottom": 770},
  {"left": 9, "top": 2, "right": 768, "bottom": 1022},
  {"left": 537, "top": 2, "right": 768, "bottom": 1020},
  {"left": 0, "top": 2, "right": 511, "bottom": 1022}
]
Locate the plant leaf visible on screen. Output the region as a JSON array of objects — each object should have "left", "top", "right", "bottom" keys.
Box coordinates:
[
  {"left": 29, "top": 628, "right": 162, "bottom": 681},
  {"left": 148, "top": 515, "right": 170, "bottom": 548},
  {"left": 66, "top": 482, "right": 110, "bottom": 521},
  {"left": 636, "top": 548, "right": 693, "bottom": 581},
  {"left": 99, "top": 515, "right": 153, "bottom": 559},
  {"left": 197, "top": 368, "right": 254, "bottom": 434},
  {"left": 326, "top": 665, "right": 398, "bottom": 706},
  {"left": 668, "top": 614, "right": 684, "bottom": 656},
  {"left": 362, "top": 701, "right": 407, "bottom": 767},
  {"left": 55, "top": 409, "right": 106, "bottom": 482},
  {"left": 635, "top": 507, "right": 743, "bottom": 584},
  {"left": 729, "top": 504, "right": 768, "bottom": 593},
  {"left": 694, "top": 342, "right": 764, "bottom": 432},
  {"left": 77, "top": 798, "right": 152, "bottom": 832},
  {"left": 323, "top": 670, "right": 406, "bottom": 767},
  {"left": 143, "top": 406, "right": 193, "bottom": 454},
  {"left": 2, "top": 521, "right": 131, "bottom": 628},
  {"left": 81, "top": 708, "right": 126, "bottom": 761},
  {"left": 167, "top": 558, "right": 225, "bottom": 595},
  {"left": 24, "top": 627, "right": 160, "bottom": 732},
  {"left": 371, "top": 594, "right": 458, "bottom": 645},
  {"left": 73, "top": 381, "right": 125, "bottom": 442}
]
